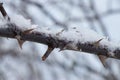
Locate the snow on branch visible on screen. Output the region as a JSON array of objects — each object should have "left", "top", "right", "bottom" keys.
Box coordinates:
[{"left": 0, "top": 3, "right": 120, "bottom": 62}]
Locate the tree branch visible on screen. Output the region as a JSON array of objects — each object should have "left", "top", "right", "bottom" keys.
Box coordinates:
[
  {"left": 0, "top": 24, "right": 120, "bottom": 60},
  {"left": 0, "top": 3, "right": 120, "bottom": 61},
  {"left": 0, "top": 3, "right": 10, "bottom": 21}
]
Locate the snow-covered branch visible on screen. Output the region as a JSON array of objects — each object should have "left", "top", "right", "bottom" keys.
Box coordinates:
[{"left": 0, "top": 3, "right": 120, "bottom": 62}]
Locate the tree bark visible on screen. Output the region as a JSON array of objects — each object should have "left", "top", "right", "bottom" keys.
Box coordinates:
[
  {"left": 0, "top": 3, "right": 120, "bottom": 60},
  {"left": 0, "top": 23, "right": 120, "bottom": 60}
]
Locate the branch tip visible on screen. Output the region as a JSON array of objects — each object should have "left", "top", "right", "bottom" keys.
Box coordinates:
[
  {"left": 56, "top": 29, "right": 64, "bottom": 36},
  {"left": 23, "top": 28, "right": 35, "bottom": 34},
  {"left": 98, "top": 55, "right": 107, "bottom": 67},
  {"left": 93, "top": 38, "right": 103, "bottom": 47},
  {"left": 15, "top": 35, "right": 25, "bottom": 49},
  {"left": 42, "top": 46, "right": 54, "bottom": 61},
  {"left": 0, "top": 3, "right": 10, "bottom": 21}
]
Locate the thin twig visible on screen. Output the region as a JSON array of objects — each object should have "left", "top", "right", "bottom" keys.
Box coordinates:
[{"left": 0, "top": 3, "right": 10, "bottom": 21}]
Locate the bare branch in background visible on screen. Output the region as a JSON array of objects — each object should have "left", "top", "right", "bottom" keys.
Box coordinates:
[
  {"left": 0, "top": 3, "right": 10, "bottom": 21},
  {"left": 90, "top": 0, "right": 110, "bottom": 38},
  {"left": 79, "top": 0, "right": 97, "bottom": 31},
  {"left": 22, "top": 0, "right": 68, "bottom": 29}
]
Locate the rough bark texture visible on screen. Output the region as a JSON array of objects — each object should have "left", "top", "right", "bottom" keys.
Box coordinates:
[
  {"left": 0, "top": 2, "right": 120, "bottom": 60},
  {"left": 0, "top": 24, "right": 120, "bottom": 60}
]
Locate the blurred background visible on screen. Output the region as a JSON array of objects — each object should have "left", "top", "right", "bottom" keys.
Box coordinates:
[{"left": 0, "top": 0, "right": 120, "bottom": 80}]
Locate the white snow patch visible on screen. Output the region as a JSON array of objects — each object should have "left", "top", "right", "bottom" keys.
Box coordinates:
[
  {"left": 0, "top": 14, "right": 37, "bottom": 30},
  {"left": 59, "top": 27, "right": 104, "bottom": 43},
  {"left": 10, "top": 14, "right": 37, "bottom": 30},
  {"left": 35, "top": 26, "right": 120, "bottom": 52},
  {"left": 0, "top": 14, "right": 120, "bottom": 52},
  {"left": 35, "top": 26, "right": 104, "bottom": 43}
]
